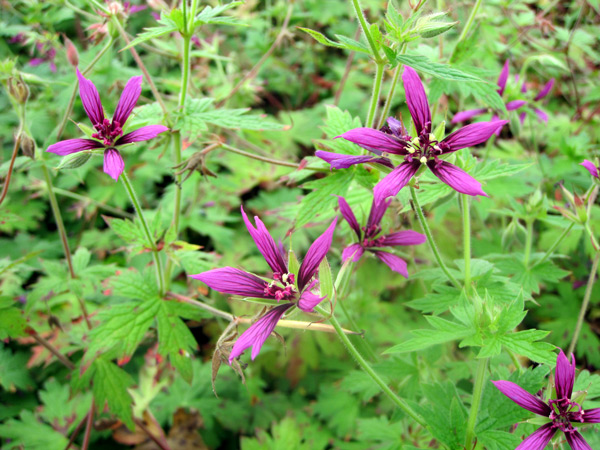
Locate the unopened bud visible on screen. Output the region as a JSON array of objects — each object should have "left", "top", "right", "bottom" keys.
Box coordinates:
[
  {"left": 65, "top": 38, "right": 79, "bottom": 67},
  {"left": 416, "top": 13, "right": 457, "bottom": 39},
  {"left": 20, "top": 134, "right": 35, "bottom": 159},
  {"left": 108, "top": 1, "right": 124, "bottom": 16},
  {"left": 7, "top": 76, "right": 29, "bottom": 104}
]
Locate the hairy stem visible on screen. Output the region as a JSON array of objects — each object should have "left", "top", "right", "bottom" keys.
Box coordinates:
[
  {"left": 449, "top": 0, "right": 483, "bottom": 63},
  {"left": 166, "top": 292, "right": 234, "bottom": 321},
  {"left": 220, "top": 143, "right": 326, "bottom": 170},
  {"left": 410, "top": 186, "right": 461, "bottom": 289},
  {"left": 349, "top": 0, "right": 380, "bottom": 59},
  {"left": 121, "top": 171, "right": 165, "bottom": 295},
  {"left": 568, "top": 252, "right": 600, "bottom": 357},
  {"left": 81, "top": 400, "right": 94, "bottom": 450},
  {"left": 0, "top": 132, "right": 22, "bottom": 206},
  {"left": 315, "top": 305, "right": 427, "bottom": 427},
  {"left": 377, "top": 44, "right": 407, "bottom": 128},
  {"left": 524, "top": 219, "right": 534, "bottom": 268},
  {"left": 31, "top": 331, "right": 75, "bottom": 370},
  {"left": 49, "top": 187, "right": 134, "bottom": 218},
  {"left": 366, "top": 63, "right": 385, "bottom": 128},
  {"left": 41, "top": 164, "right": 76, "bottom": 279},
  {"left": 465, "top": 358, "right": 488, "bottom": 449},
  {"left": 462, "top": 194, "right": 471, "bottom": 291},
  {"left": 532, "top": 223, "right": 575, "bottom": 268}
]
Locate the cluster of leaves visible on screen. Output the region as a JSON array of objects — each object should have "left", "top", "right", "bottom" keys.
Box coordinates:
[{"left": 1, "top": 0, "right": 600, "bottom": 449}]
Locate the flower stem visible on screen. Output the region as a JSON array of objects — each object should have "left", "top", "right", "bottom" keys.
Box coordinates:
[
  {"left": 120, "top": 171, "right": 165, "bottom": 295},
  {"left": 349, "top": 0, "right": 380, "bottom": 60},
  {"left": 41, "top": 164, "right": 76, "bottom": 279},
  {"left": 449, "top": 0, "right": 483, "bottom": 64},
  {"left": 567, "top": 252, "right": 600, "bottom": 357},
  {"left": 410, "top": 186, "right": 461, "bottom": 289},
  {"left": 366, "top": 63, "right": 385, "bottom": 128},
  {"left": 49, "top": 187, "right": 134, "bottom": 218},
  {"left": 315, "top": 305, "right": 427, "bottom": 427},
  {"left": 377, "top": 64, "right": 401, "bottom": 128},
  {"left": 0, "top": 132, "right": 22, "bottom": 207},
  {"left": 219, "top": 143, "right": 326, "bottom": 170},
  {"left": 531, "top": 223, "right": 575, "bottom": 268},
  {"left": 31, "top": 330, "right": 75, "bottom": 370},
  {"left": 524, "top": 219, "right": 534, "bottom": 268},
  {"left": 462, "top": 194, "right": 471, "bottom": 291},
  {"left": 465, "top": 358, "right": 488, "bottom": 450}
]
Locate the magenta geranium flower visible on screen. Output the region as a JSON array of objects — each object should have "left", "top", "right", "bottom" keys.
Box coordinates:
[
  {"left": 46, "top": 69, "right": 168, "bottom": 181},
  {"left": 493, "top": 350, "right": 600, "bottom": 449},
  {"left": 190, "top": 207, "right": 337, "bottom": 362},
  {"left": 338, "top": 196, "right": 425, "bottom": 277},
  {"left": 318, "top": 66, "right": 506, "bottom": 201},
  {"left": 581, "top": 160, "right": 599, "bottom": 178},
  {"left": 453, "top": 60, "right": 554, "bottom": 127}
]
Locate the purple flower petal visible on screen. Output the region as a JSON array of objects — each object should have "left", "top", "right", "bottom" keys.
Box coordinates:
[
  {"left": 564, "top": 431, "right": 593, "bottom": 450},
  {"left": 337, "top": 196, "right": 361, "bottom": 239},
  {"left": 515, "top": 423, "right": 556, "bottom": 450},
  {"left": 441, "top": 121, "right": 508, "bottom": 153},
  {"left": 112, "top": 76, "right": 142, "bottom": 127},
  {"left": 298, "top": 290, "right": 326, "bottom": 312},
  {"left": 427, "top": 160, "right": 488, "bottom": 197},
  {"left": 373, "top": 161, "right": 420, "bottom": 202},
  {"left": 519, "top": 112, "right": 527, "bottom": 125},
  {"left": 497, "top": 60, "right": 510, "bottom": 96},
  {"left": 555, "top": 350, "right": 576, "bottom": 400},
  {"left": 315, "top": 151, "right": 394, "bottom": 169},
  {"left": 190, "top": 267, "right": 270, "bottom": 298},
  {"left": 114, "top": 125, "right": 169, "bottom": 145},
  {"left": 241, "top": 207, "right": 288, "bottom": 276},
  {"left": 297, "top": 218, "right": 337, "bottom": 291},
  {"left": 534, "top": 79, "right": 554, "bottom": 101},
  {"left": 46, "top": 138, "right": 104, "bottom": 155},
  {"left": 373, "top": 251, "right": 408, "bottom": 277},
  {"left": 492, "top": 380, "right": 552, "bottom": 416},
  {"left": 402, "top": 66, "right": 431, "bottom": 135},
  {"left": 29, "top": 58, "right": 44, "bottom": 67},
  {"left": 76, "top": 68, "right": 104, "bottom": 126},
  {"left": 506, "top": 100, "right": 527, "bottom": 111},
  {"left": 386, "top": 117, "right": 407, "bottom": 136},
  {"left": 103, "top": 148, "right": 124, "bottom": 181},
  {"left": 581, "top": 160, "right": 599, "bottom": 178},
  {"left": 338, "top": 128, "right": 409, "bottom": 155},
  {"left": 534, "top": 108, "right": 549, "bottom": 123},
  {"left": 366, "top": 198, "right": 392, "bottom": 231},
  {"left": 381, "top": 230, "right": 426, "bottom": 246},
  {"left": 581, "top": 408, "right": 600, "bottom": 423},
  {"left": 451, "top": 108, "right": 488, "bottom": 124},
  {"left": 342, "top": 243, "right": 364, "bottom": 262},
  {"left": 229, "top": 303, "right": 293, "bottom": 362}
]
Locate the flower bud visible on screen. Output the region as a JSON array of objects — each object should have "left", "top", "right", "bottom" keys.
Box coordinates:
[
  {"left": 7, "top": 76, "right": 29, "bottom": 104},
  {"left": 416, "top": 13, "right": 457, "bottom": 39},
  {"left": 65, "top": 38, "right": 79, "bottom": 67},
  {"left": 20, "top": 133, "right": 35, "bottom": 159}
]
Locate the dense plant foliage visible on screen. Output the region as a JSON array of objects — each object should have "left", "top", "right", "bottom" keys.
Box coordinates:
[{"left": 1, "top": 0, "right": 600, "bottom": 449}]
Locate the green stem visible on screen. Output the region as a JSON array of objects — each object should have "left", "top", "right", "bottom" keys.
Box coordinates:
[
  {"left": 121, "top": 171, "right": 165, "bottom": 295},
  {"left": 49, "top": 187, "right": 134, "bottom": 218},
  {"left": 449, "top": 0, "right": 483, "bottom": 63},
  {"left": 315, "top": 305, "right": 427, "bottom": 427},
  {"left": 465, "top": 358, "right": 488, "bottom": 450},
  {"left": 219, "top": 143, "right": 326, "bottom": 170},
  {"left": 349, "top": 0, "right": 380, "bottom": 60},
  {"left": 567, "top": 253, "right": 600, "bottom": 357},
  {"left": 366, "top": 63, "right": 385, "bottom": 128},
  {"left": 377, "top": 44, "right": 406, "bottom": 128},
  {"left": 462, "top": 194, "right": 471, "bottom": 291},
  {"left": 410, "top": 186, "right": 461, "bottom": 289},
  {"left": 531, "top": 223, "right": 575, "bottom": 268},
  {"left": 41, "top": 164, "right": 76, "bottom": 278},
  {"left": 336, "top": 292, "right": 378, "bottom": 362},
  {"left": 56, "top": 38, "right": 114, "bottom": 140},
  {"left": 524, "top": 219, "right": 534, "bottom": 268}
]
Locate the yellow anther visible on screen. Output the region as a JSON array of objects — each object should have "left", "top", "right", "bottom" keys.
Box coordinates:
[
  {"left": 420, "top": 156, "right": 428, "bottom": 164},
  {"left": 411, "top": 137, "right": 420, "bottom": 146},
  {"left": 407, "top": 147, "right": 416, "bottom": 154},
  {"left": 429, "top": 133, "right": 436, "bottom": 141},
  {"left": 434, "top": 144, "right": 442, "bottom": 152}
]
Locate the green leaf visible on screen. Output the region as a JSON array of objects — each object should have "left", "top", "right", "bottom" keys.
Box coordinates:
[
  {"left": 0, "top": 297, "right": 27, "bottom": 339},
  {"left": 176, "top": 98, "right": 283, "bottom": 134},
  {"left": 299, "top": 28, "right": 370, "bottom": 54},
  {"left": 385, "top": 317, "right": 472, "bottom": 353},
  {"left": 110, "top": 269, "right": 159, "bottom": 301},
  {"left": 0, "top": 345, "right": 33, "bottom": 391},
  {"left": 91, "top": 357, "right": 135, "bottom": 429},
  {"left": 102, "top": 215, "right": 147, "bottom": 247},
  {"left": 120, "top": 14, "right": 179, "bottom": 50},
  {"left": 473, "top": 160, "right": 531, "bottom": 181},
  {"left": 0, "top": 410, "right": 69, "bottom": 449},
  {"left": 156, "top": 302, "right": 197, "bottom": 383},
  {"left": 296, "top": 170, "right": 354, "bottom": 227},
  {"left": 55, "top": 151, "right": 92, "bottom": 170},
  {"left": 500, "top": 330, "right": 555, "bottom": 365},
  {"left": 477, "top": 430, "right": 521, "bottom": 450},
  {"left": 318, "top": 257, "right": 334, "bottom": 301},
  {"left": 396, "top": 54, "right": 484, "bottom": 81},
  {"left": 194, "top": 2, "right": 243, "bottom": 27}
]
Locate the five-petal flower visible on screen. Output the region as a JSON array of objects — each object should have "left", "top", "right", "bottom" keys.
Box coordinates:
[
  {"left": 338, "top": 196, "right": 425, "bottom": 277},
  {"left": 318, "top": 66, "right": 506, "bottom": 201},
  {"left": 493, "top": 350, "right": 600, "bottom": 449},
  {"left": 190, "top": 207, "right": 336, "bottom": 362},
  {"left": 47, "top": 69, "right": 168, "bottom": 181}
]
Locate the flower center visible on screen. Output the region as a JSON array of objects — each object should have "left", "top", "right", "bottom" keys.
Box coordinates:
[
  {"left": 92, "top": 118, "right": 123, "bottom": 146},
  {"left": 264, "top": 272, "right": 297, "bottom": 301},
  {"left": 403, "top": 125, "right": 449, "bottom": 166},
  {"left": 549, "top": 398, "right": 583, "bottom": 433}
]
